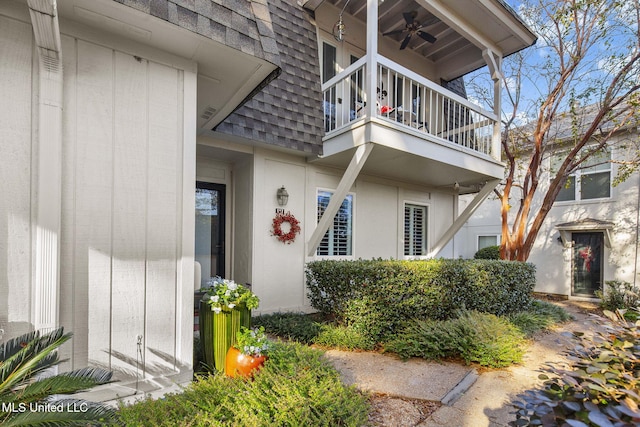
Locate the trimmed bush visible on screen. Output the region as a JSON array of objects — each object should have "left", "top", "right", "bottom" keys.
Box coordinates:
[
  {"left": 385, "top": 311, "right": 526, "bottom": 367},
  {"left": 474, "top": 245, "right": 501, "bottom": 259},
  {"left": 306, "top": 259, "right": 535, "bottom": 342}
]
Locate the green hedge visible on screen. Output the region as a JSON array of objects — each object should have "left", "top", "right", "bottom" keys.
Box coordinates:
[
  {"left": 474, "top": 245, "right": 501, "bottom": 259},
  {"left": 306, "top": 259, "right": 535, "bottom": 342}
]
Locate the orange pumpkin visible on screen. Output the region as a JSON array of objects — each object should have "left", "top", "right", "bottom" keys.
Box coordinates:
[{"left": 225, "top": 346, "right": 267, "bottom": 378}]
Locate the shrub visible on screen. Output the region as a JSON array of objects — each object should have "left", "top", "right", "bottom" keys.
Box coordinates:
[
  {"left": 385, "top": 311, "right": 526, "bottom": 368},
  {"left": 474, "top": 245, "right": 501, "bottom": 259},
  {"left": 511, "top": 310, "right": 640, "bottom": 426},
  {"left": 314, "top": 324, "right": 376, "bottom": 351},
  {"left": 253, "top": 312, "right": 322, "bottom": 344},
  {"left": 509, "top": 299, "right": 573, "bottom": 336},
  {"left": 117, "top": 342, "right": 369, "bottom": 426},
  {"left": 596, "top": 280, "right": 640, "bottom": 317},
  {"left": 306, "top": 259, "right": 535, "bottom": 343}
]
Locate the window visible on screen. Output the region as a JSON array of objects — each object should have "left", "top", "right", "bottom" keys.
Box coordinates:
[
  {"left": 317, "top": 190, "right": 353, "bottom": 256},
  {"left": 322, "top": 42, "right": 337, "bottom": 84},
  {"left": 478, "top": 235, "right": 499, "bottom": 250},
  {"left": 553, "top": 149, "right": 611, "bottom": 201},
  {"left": 404, "top": 204, "right": 428, "bottom": 256}
]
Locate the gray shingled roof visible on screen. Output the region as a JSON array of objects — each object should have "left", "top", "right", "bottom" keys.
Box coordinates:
[
  {"left": 215, "top": 0, "right": 324, "bottom": 155},
  {"left": 112, "top": 0, "right": 281, "bottom": 66}
]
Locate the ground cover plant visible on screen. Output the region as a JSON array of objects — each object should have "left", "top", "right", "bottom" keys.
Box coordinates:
[
  {"left": 384, "top": 311, "right": 527, "bottom": 368},
  {"left": 511, "top": 310, "right": 640, "bottom": 426},
  {"left": 508, "top": 299, "right": 573, "bottom": 336},
  {"left": 117, "top": 341, "right": 369, "bottom": 426}
]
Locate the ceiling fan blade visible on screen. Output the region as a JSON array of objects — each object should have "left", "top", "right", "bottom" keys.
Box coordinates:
[
  {"left": 400, "top": 33, "right": 412, "bottom": 50},
  {"left": 383, "top": 29, "right": 407, "bottom": 36},
  {"left": 417, "top": 31, "right": 437, "bottom": 44},
  {"left": 403, "top": 11, "right": 417, "bottom": 25}
]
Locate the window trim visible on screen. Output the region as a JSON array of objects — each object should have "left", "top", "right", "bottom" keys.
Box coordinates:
[
  {"left": 402, "top": 201, "right": 429, "bottom": 259},
  {"left": 315, "top": 188, "right": 356, "bottom": 259}
]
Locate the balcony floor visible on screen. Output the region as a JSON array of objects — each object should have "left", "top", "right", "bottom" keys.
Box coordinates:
[{"left": 312, "top": 119, "right": 505, "bottom": 194}]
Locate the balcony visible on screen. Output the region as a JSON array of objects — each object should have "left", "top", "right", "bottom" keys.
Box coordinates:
[
  {"left": 304, "top": 0, "right": 536, "bottom": 193},
  {"left": 322, "top": 55, "right": 498, "bottom": 159},
  {"left": 318, "top": 53, "right": 504, "bottom": 194}
]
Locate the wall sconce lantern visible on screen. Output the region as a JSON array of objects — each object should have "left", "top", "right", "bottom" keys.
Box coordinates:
[
  {"left": 276, "top": 186, "right": 289, "bottom": 206},
  {"left": 332, "top": 0, "right": 352, "bottom": 42}
]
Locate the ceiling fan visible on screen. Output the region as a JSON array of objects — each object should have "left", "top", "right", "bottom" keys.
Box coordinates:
[{"left": 383, "top": 11, "right": 437, "bottom": 50}]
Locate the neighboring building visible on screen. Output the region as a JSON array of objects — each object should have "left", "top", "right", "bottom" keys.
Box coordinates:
[
  {"left": 0, "top": 0, "right": 535, "bottom": 397},
  {"left": 455, "top": 109, "right": 640, "bottom": 299}
]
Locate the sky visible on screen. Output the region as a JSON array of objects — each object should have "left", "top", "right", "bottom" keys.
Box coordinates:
[{"left": 466, "top": 0, "right": 639, "bottom": 126}]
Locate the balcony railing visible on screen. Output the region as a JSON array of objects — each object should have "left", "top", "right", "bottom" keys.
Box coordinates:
[{"left": 322, "top": 55, "right": 498, "bottom": 159}]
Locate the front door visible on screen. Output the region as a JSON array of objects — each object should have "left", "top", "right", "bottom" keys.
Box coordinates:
[
  {"left": 572, "top": 232, "right": 603, "bottom": 297},
  {"left": 195, "top": 182, "right": 225, "bottom": 284}
]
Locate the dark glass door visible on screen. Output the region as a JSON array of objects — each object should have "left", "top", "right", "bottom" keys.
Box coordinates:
[
  {"left": 195, "top": 182, "right": 225, "bottom": 284},
  {"left": 572, "top": 232, "right": 603, "bottom": 297}
]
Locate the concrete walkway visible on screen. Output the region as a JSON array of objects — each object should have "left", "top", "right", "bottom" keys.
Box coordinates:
[{"left": 324, "top": 300, "right": 600, "bottom": 427}]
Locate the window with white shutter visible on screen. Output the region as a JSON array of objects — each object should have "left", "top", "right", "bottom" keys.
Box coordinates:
[
  {"left": 317, "top": 190, "right": 353, "bottom": 256},
  {"left": 404, "top": 204, "right": 427, "bottom": 256}
]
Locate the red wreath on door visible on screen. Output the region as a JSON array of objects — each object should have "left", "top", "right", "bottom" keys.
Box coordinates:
[{"left": 271, "top": 212, "right": 301, "bottom": 244}]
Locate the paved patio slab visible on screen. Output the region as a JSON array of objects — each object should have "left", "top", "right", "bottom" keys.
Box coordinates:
[{"left": 323, "top": 350, "right": 475, "bottom": 402}]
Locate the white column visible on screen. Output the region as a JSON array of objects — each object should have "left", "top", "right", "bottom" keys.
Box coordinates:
[
  {"left": 483, "top": 49, "right": 503, "bottom": 162},
  {"left": 364, "top": 0, "right": 378, "bottom": 118},
  {"left": 28, "top": 0, "right": 63, "bottom": 333}
]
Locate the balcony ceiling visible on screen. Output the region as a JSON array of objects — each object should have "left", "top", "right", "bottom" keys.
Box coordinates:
[{"left": 305, "top": 0, "right": 536, "bottom": 81}]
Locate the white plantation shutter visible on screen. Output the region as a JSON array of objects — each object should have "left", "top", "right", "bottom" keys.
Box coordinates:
[
  {"left": 404, "top": 204, "right": 427, "bottom": 256},
  {"left": 317, "top": 191, "right": 353, "bottom": 256}
]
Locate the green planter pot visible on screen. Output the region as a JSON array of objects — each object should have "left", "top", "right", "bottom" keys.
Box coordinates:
[{"left": 199, "top": 300, "right": 251, "bottom": 372}]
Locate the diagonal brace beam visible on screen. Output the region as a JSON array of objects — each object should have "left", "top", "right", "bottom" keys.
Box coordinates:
[
  {"left": 427, "top": 179, "right": 500, "bottom": 258},
  {"left": 307, "top": 143, "right": 374, "bottom": 256}
]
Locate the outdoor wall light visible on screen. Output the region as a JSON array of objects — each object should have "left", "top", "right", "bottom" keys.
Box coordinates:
[
  {"left": 276, "top": 186, "right": 289, "bottom": 206},
  {"left": 332, "top": 0, "right": 352, "bottom": 42}
]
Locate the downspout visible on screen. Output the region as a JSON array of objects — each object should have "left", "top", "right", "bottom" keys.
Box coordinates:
[{"left": 28, "top": 0, "right": 63, "bottom": 333}]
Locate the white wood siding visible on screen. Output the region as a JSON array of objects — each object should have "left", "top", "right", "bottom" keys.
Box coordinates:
[
  {"left": 60, "top": 37, "right": 187, "bottom": 377},
  {"left": 0, "top": 16, "right": 33, "bottom": 339}
]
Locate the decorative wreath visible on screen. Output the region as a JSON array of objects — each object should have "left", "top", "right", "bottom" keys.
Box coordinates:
[{"left": 271, "top": 212, "right": 301, "bottom": 244}]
